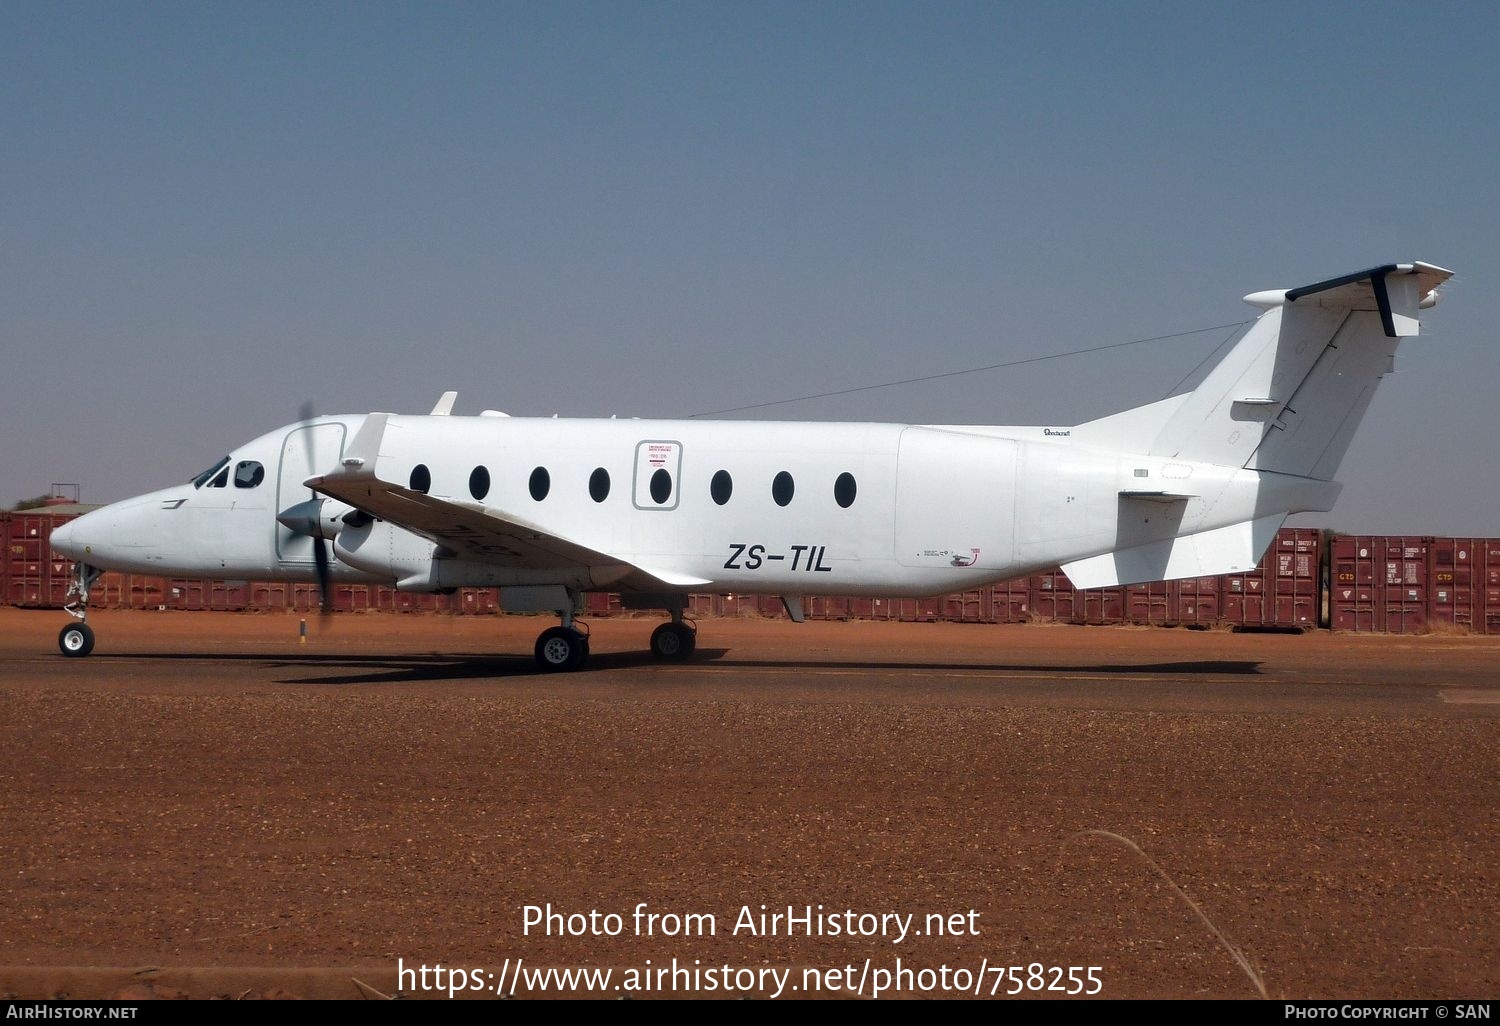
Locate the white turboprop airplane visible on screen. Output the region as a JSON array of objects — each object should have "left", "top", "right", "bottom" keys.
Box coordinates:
[{"left": 48, "top": 262, "right": 1452, "bottom": 671}]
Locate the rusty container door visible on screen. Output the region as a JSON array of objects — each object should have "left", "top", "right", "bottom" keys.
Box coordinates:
[
  {"left": 940, "top": 589, "right": 990, "bottom": 623},
  {"left": 1125, "top": 582, "right": 1171, "bottom": 625},
  {"left": 167, "top": 579, "right": 206, "bottom": 610},
  {"left": 1222, "top": 575, "right": 1267, "bottom": 628},
  {"left": 585, "top": 592, "right": 622, "bottom": 616},
  {"left": 1270, "top": 529, "right": 1321, "bottom": 628},
  {"left": 0, "top": 513, "right": 8, "bottom": 605},
  {"left": 211, "top": 581, "right": 251, "bottom": 611},
  {"left": 1381, "top": 537, "right": 1430, "bottom": 634},
  {"left": 992, "top": 578, "right": 1031, "bottom": 623},
  {"left": 1077, "top": 587, "right": 1123, "bottom": 625},
  {"left": 7, "top": 513, "right": 43, "bottom": 607},
  {"left": 1429, "top": 539, "right": 1476, "bottom": 632},
  {"left": 1485, "top": 541, "right": 1500, "bottom": 635},
  {"left": 11, "top": 513, "right": 77, "bottom": 608},
  {"left": 331, "top": 585, "right": 371, "bottom": 612},
  {"left": 456, "top": 588, "right": 500, "bottom": 614},
  {"left": 251, "top": 582, "right": 289, "bottom": 610},
  {"left": 807, "top": 595, "right": 852, "bottom": 621},
  {"left": 1175, "top": 576, "right": 1220, "bottom": 626},
  {"left": 130, "top": 576, "right": 169, "bottom": 609},
  {"left": 1330, "top": 536, "right": 1377, "bottom": 632},
  {"left": 1031, "top": 572, "right": 1075, "bottom": 622}
]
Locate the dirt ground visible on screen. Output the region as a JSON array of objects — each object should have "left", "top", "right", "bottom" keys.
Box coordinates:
[{"left": 0, "top": 608, "right": 1495, "bottom": 1000}]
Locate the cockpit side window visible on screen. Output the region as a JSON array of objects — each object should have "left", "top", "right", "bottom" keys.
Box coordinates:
[
  {"left": 192, "top": 457, "right": 231, "bottom": 489},
  {"left": 234, "top": 461, "right": 265, "bottom": 488}
]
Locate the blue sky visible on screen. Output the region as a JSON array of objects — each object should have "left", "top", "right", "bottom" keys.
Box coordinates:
[{"left": 3, "top": 2, "right": 1497, "bottom": 533}]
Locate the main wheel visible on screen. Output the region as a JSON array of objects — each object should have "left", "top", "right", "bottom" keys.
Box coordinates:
[
  {"left": 59, "top": 623, "right": 95, "bottom": 658},
  {"left": 534, "top": 626, "right": 586, "bottom": 673},
  {"left": 650, "top": 622, "right": 696, "bottom": 661}
]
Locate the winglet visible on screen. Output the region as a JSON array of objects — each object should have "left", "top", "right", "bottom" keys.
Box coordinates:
[{"left": 430, "top": 391, "right": 458, "bottom": 416}]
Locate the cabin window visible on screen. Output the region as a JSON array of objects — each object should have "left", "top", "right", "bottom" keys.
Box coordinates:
[
  {"left": 192, "top": 457, "right": 230, "bottom": 489},
  {"left": 649, "top": 467, "right": 672, "bottom": 505},
  {"left": 529, "top": 466, "right": 551, "bottom": 501},
  {"left": 469, "top": 466, "right": 490, "bottom": 501},
  {"left": 233, "top": 461, "right": 265, "bottom": 489},
  {"left": 590, "top": 467, "right": 610, "bottom": 503},
  {"left": 410, "top": 464, "right": 431, "bottom": 494},
  {"left": 834, "top": 472, "right": 856, "bottom": 508},
  {"left": 710, "top": 469, "right": 732, "bottom": 506},
  {"left": 772, "top": 471, "right": 794, "bottom": 507}
]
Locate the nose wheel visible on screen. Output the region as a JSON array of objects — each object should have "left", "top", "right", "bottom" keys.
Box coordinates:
[
  {"left": 59, "top": 623, "right": 96, "bottom": 657},
  {"left": 58, "top": 562, "right": 102, "bottom": 657}
]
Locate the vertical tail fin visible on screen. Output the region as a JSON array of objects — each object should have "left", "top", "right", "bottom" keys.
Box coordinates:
[{"left": 1079, "top": 262, "right": 1452, "bottom": 478}]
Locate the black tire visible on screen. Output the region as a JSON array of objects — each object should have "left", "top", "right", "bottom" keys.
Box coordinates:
[
  {"left": 534, "top": 626, "right": 585, "bottom": 673},
  {"left": 650, "top": 622, "right": 696, "bottom": 661},
  {"left": 59, "top": 623, "right": 95, "bottom": 658}
]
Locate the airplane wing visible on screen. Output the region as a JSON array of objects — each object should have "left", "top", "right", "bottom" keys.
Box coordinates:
[{"left": 305, "top": 414, "right": 710, "bottom": 589}]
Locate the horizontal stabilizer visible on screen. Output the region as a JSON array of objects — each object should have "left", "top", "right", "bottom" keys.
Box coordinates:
[
  {"left": 1061, "top": 514, "right": 1285, "bottom": 588},
  {"left": 1246, "top": 262, "right": 1452, "bottom": 338}
]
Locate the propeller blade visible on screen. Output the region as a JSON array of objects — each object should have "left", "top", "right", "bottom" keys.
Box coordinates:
[
  {"left": 311, "top": 536, "right": 333, "bottom": 619},
  {"left": 300, "top": 401, "right": 333, "bottom": 620}
]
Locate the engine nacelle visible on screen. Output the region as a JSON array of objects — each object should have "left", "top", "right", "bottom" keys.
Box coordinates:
[{"left": 334, "top": 519, "right": 632, "bottom": 591}]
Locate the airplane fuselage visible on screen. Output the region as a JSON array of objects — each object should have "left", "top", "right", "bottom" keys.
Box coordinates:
[{"left": 57, "top": 413, "right": 1314, "bottom": 597}]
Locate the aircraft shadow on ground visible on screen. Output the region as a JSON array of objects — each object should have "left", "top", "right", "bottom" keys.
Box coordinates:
[{"left": 101, "top": 651, "right": 1262, "bottom": 685}]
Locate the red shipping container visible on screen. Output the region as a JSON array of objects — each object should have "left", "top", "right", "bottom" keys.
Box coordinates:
[
  {"left": 1175, "top": 576, "right": 1220, "bottom": 626},
  {"left": 1125, "top": 582, "right": 1171, "bottom": 625},
  {"left": 8, "top": 512, "right": 79, "bottom": 608},
  {"left": 1331, "top": 536, "right": 1431, "bottom": 633},
  {"left": 940, "top": 589, "right": 991, "bottom": 623},
  {"left": 1222, "top": 527, "right": 1321, "bottom": 629},
  {"left": 807, "top": 595, "right": 853, "bottom": 620},
  {"left": 1078, "top": 587, "right": 1124, "bottom": 625},
  {"left": 991, "top": 579, "right": 1032, "bottom": 623},
  {"left": 1031, "top": 572, "right": 1076, "bottom": 623},
  {"left": 459, "top": 588, "right": 501, "bottom": 614},
  {"left": 1486, "top": 542, "right": 1500, "bottom": 635},
  {"left": 1383, "top": 537, "right": 1430, "bottom": 635},
  {"left": 167, "top": 579, "right": 207, "bottom": 610},
  {"left": 893, "top": 597, "right": 941, "bottom": 622},
  {"left": 1429, "top": 539, "right": 1477, "bottom": 632}
]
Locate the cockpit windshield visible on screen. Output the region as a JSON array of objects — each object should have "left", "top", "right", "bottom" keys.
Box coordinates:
[{"left": 191, "top": 456, "right": 232, "bottom": 489}]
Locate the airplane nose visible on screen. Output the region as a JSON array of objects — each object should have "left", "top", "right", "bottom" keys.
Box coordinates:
[{"left": 48, "top": 517, "right": 84, "bottom": 560}]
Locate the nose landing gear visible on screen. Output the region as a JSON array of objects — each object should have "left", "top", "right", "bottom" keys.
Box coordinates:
[{"left": 58, "top": 563, "right": 102, "bottom": 657}]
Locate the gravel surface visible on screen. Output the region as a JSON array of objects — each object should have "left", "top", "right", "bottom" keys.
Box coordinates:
[{"left": 1, "top": 609, "right": 1495, "bottom": 1000}]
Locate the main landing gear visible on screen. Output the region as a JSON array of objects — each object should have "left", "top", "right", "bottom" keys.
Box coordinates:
[
  {"left": 650, "top": 611, "right": 696, "bottom": 661},
  {"left": 534, "top": 622, "right": 591, "bottom": 673},
  {"left": 530, "top": 601, "right": 697, "bottom": 672},
  {"left": 58, "top": 563, "right": 102, "bottom": 658}
]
